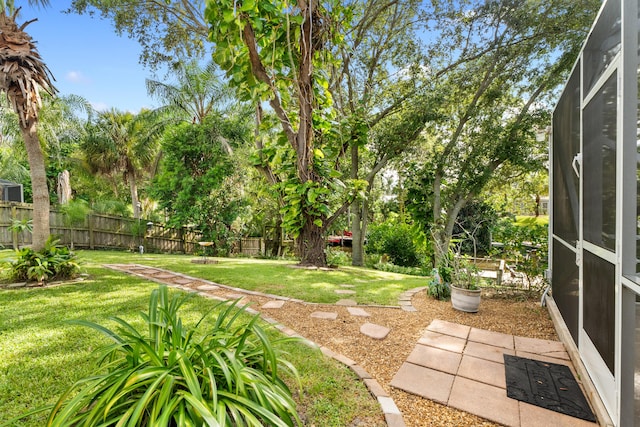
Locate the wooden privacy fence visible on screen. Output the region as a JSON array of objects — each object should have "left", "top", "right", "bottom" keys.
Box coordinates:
[
  {"left": 0, "top": 202, "right": 203, "bottom": 253},
  {"left": 0, "top": 202, "right": 289, "bottom": 256}
]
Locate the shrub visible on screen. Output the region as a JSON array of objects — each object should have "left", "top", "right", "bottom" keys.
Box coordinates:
[
  {"left": 9, "top": 237, "right": 79, "bottom": 283},
  {"left": 367, "top": 221, "right": 422, "bottom": 267},
  {"left": 426, "top": 268, "right": 450, "bottom": 300},
  {"left": 325, "top": 247, "right": 351, "bottom": 266},
  {"left": 491, "top": 216, "right": 549, "bottom": 292},
  {"left": 47, "top": 285, "right": 302, "bottom": 427}
]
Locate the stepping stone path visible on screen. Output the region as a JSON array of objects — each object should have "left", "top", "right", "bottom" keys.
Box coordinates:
[
  {"left": 398, "top": 287, "right": 426, "bottom": 312},
  {"left": 336, "top": 299, "right": 358, "bottom": 306},
  {"left": 101, "top": 264, "right": 406, "bottom": 426},
  {"left": 262, "top": 300, "right": 285, "bottom": 309},
  {"left": 310, "top": 311, "right": 338, "bottom": 320},
  {"left": 360, "top": 322, "right": 390, "bottom": 340},
  {"left": 347, "top": 307, "right": 371, "bottom": 317},
  {"left": 197, "top": 284, "right": 219, "bottom": 291},
  {"left": 226, "top": 293, "right": 246, "bottom": 300}
]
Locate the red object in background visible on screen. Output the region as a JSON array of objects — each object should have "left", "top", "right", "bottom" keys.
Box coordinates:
[{"left": 327, "top": 231, "right": 353, "bottom": 247}]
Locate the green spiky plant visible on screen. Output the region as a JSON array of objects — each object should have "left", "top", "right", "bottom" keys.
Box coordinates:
[{"left": 47, "top": 285, "right": 302, "bottom": 426}]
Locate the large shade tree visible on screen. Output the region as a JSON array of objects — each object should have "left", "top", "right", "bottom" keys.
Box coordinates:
[
  {"left": 405, "top": 0, "right": 600, "bottom": 266},
  {"left": 0, "top": 0, "right": 55, "bottom": 250},
  {"left": 206, "top": 0, "right": 362, "bottom": 266}
]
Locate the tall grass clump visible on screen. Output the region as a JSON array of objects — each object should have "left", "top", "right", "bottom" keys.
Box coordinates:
[{"left": 47, "top": 285, "right": 302, "bottom": 426}]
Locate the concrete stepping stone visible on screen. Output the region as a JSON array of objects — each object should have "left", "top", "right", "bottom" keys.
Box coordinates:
[
  {"left": 226, "top": 293, "right": 246, "bottom": 300},
  {"left": 347, "top": 307, "right": 371, "bottom": 317},
  {"left": 335, "top": 289, "right": 356, "bottom": 295},
  {"left": 360, "top": 322, "right": 390, "bottom": 340},
  {"left": 197, "top": 284, "right": 219, "bottom": 291},
  {"left": 336, "top": 299, "right": 357, "bottom": 306},
  {"left": 173, "top": 278, "right": 194, "bottom": 285},
  {"left": 154, "top": 273, "right": 176, "bottom": 279},
  {"left": 140, "top": 269, "right": 160, "bottom": 275},
  {"left": 262, "top": 300, "right": 285, "bottom": 309},
  {"left": 311, "top": 311, "right": 338, "bottom": 320}
]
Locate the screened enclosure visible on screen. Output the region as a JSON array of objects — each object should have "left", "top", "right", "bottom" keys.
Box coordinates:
[{"left": 550, "top": 0, "right": 640, "bottom": 424}]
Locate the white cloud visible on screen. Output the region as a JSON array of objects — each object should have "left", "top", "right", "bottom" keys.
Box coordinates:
[{"left": 65, "top": 71, "right": 89, "bottom": 84}]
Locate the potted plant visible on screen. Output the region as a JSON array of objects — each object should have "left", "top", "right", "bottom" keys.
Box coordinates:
[{"left": 443, "top": 254, "right": 482, "bottom": 312}]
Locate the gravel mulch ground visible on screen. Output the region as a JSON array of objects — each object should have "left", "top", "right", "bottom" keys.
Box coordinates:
[{"left": 114, "top": 265, "right": 558, "bottom": 427}]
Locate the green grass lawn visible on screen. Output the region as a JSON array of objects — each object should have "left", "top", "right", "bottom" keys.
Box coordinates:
[
  {"left": 0, "top": 262, "right": 382, "bottom": 426},
  {"left": 515, "top": 215, "right": 549, "bottom": 226},
  {"left": 72, "top": 250, "right": 428, "bottom": 306}
]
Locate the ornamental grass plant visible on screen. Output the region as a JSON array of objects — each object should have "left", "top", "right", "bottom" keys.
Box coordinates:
[{"left": 47, "top": 285, "right": 302, "bottom": 426}]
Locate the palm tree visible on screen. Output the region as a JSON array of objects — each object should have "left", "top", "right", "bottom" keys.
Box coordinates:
[
  {"left": 146, "top": 60, "right": 234, "bottom": 124},
  {"left": 82, "top": 109, "right": 162, "bottom": 219},
  {"left": 0, "top": 1, "right": 55, "bottom": 250}
]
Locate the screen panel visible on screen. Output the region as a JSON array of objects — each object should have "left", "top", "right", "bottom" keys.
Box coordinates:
[
  {"left": 551, "top": 239, "right": 579, "bottom": 342},
  {"left": 583, "top": 72, "right": 617, "bottom": 252},
  {"left": 552, "top": 67, "right": 581, "bottom": 246},
  {"left": 583, "top": 0, "right": 621, "bottom": 95},
  {"left": 583, "top": 249, "right": 616, "bottom": 374}
]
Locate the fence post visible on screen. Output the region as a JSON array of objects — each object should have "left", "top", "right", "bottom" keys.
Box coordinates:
[
  {"left": 89, "top": 213, "right": 95, "bottom": 249},
  {"left": 10, "top": 204, "right": 17, "bottom": 249}
]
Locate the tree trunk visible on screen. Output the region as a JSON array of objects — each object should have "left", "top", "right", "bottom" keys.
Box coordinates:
[
  {"left": 23, "top": 121, "right": 49, "bottom": 251},
  {"left": 297, "top": 214, "right": 327, "bottom": 266},
  {"left": 57, "top": 170, "right": 72, "bottom": 204},
  {"left": 351, "top": 201, "right": 364, "bottom": 266},
  {"left": 128, "top": 170, "right": 141, "bottom": 219}
]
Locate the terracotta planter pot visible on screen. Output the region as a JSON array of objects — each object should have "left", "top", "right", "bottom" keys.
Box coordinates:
[{"left": 450, "top": 284, "right": 481, "bottom": 313}]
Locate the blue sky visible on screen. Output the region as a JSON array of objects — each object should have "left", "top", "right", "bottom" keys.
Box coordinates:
[{"left": 17, "top": 3, "right": 158, "bottom": 113}]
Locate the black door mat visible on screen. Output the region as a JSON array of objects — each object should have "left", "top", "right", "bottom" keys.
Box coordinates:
[{"left": 503, "top": 354, "right": 596, "bottom": 422}]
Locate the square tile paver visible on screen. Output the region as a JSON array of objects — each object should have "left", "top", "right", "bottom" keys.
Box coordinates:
[
  {"left": 457, "top": 355, "right": 506, "bottom": 389},
  {"left": 390, "top": 362, "right": 454, "bottom": 404},
  {"left": 418, "top": 330, "right": 466, "bottom": 353},
  {"left": 469, "top": 328, "right": 514, "bottom": 349},
  {"left": 518, "top": 401, "right": 598, "bottom": 427},
  {"left": 335, "top": 289, "right": 356, "bottom": 295},
  {"left": 407, "top": 344, "right": 462, "bottom": 374},
  {"left": 427, "top": 319, "right": 470, "bottom": 339},
  {"left": 514, "top": 336, "right": 565, "bottom": 355},
  {"left": 464, "top": 340, "right": 514, "bottom": 364},
  {"left": 448, "top": 377, "right": 520, "bottom": 427}
]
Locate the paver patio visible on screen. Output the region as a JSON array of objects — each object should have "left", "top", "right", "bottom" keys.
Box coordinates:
[{"left": 390, "top": 319, "right": 597, "bottom": 427}]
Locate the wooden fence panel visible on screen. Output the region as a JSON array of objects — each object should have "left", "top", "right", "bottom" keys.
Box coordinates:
[{"left": 0, "top": 202, "right": 203, "bottom": 253}]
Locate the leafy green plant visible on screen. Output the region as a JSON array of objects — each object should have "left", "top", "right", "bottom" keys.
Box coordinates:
[
  {"left": 8, "top": 237, "right": 79, "bottom": 284},
  {"left": 491, "top": 216, "right": 548, "bottom": 292},
  {"left": 47, "top": 285, "right": 302, "bottom": 427},
  {"left": 427, "top": 268, "right": 450, "bottom": 300},
  {"left": 325, "top": 247, "right": 351, "bottom": 266},
  {"left": 366, "top": 221, "right": 422, "bottom": 267},
  {"left": 8, "top": 218, "right": 32, "bottom": 249},
  {"left": 59, "top": 200, "right": 91, "bottom": 250}
]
